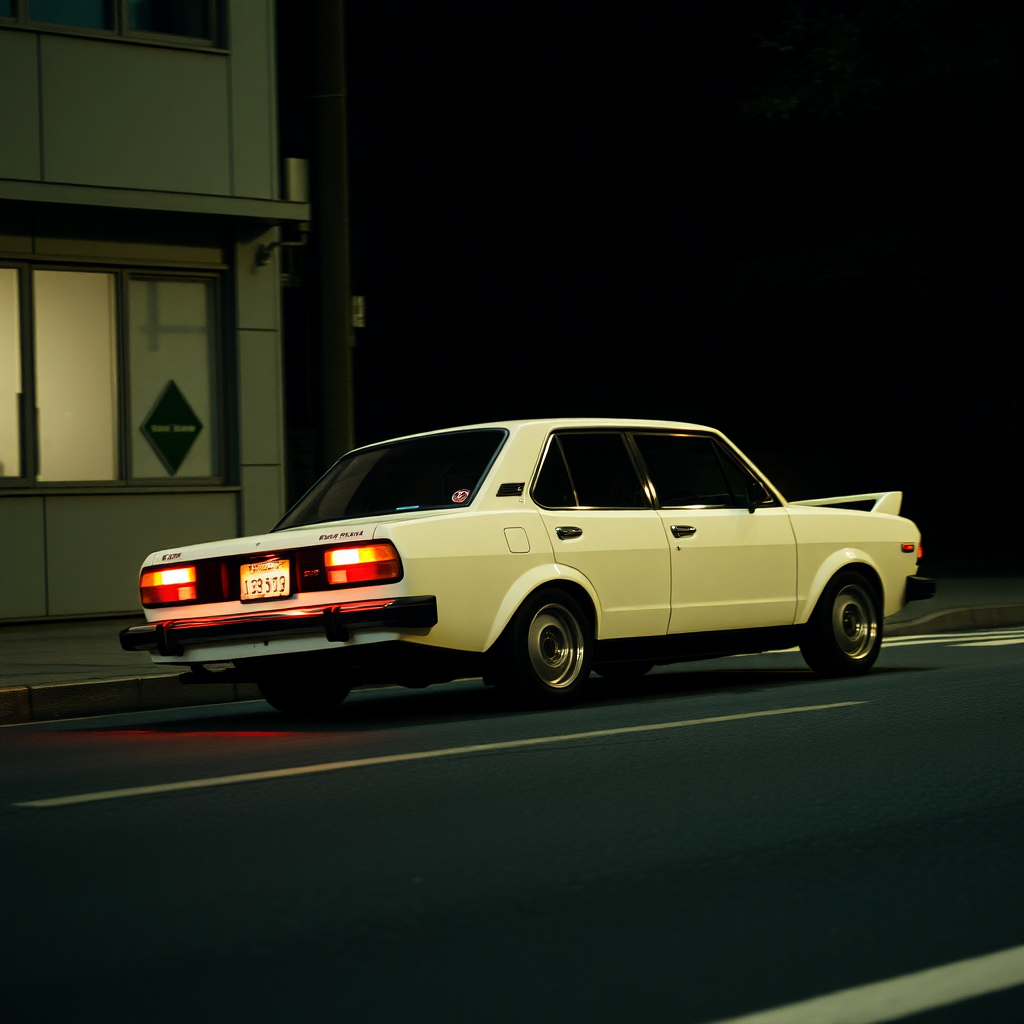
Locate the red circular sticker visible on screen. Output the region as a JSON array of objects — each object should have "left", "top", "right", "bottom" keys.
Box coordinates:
[{"left": 451, "top": 489, "right": 471, "bottom": 503}]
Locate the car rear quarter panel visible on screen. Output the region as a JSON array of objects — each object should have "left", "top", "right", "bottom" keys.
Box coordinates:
[
  {"left": 788, "top": 506, "right": 920, "bottom": 621},
  {"left": 375, "top": 510, "right": 599, "bottom": 652}
]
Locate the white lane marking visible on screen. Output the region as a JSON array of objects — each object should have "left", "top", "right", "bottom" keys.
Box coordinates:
[
  {"left": 953, "top": 638, "right": 1024, "bottom": 647},
  {"left": 13, "top": 701, "right": 866, "bottom": 809},
  {"left": 700, "top": 942, "right": 1024, "bottom": 1024},
  {"left": 883, "top": 629, "right": 1024, "bottom": 643},
  {"left": 885, "top": 632, "right": 1024, "bottom": 648},
  {"left": 738, "top": 630, "right": 1024, "bottom": 657}
]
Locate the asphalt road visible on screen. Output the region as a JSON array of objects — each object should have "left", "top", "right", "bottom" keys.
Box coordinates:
[{"left": 3, "top": 629, "right": 1022, "bottom": 1024}]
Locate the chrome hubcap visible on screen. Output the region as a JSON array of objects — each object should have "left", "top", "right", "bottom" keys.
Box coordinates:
[
  {"left": 831, "top": 585, "right": 877, "bottom": 659},
  {"left": 527, "top": 603, "right": 584, "bottom": 688}
]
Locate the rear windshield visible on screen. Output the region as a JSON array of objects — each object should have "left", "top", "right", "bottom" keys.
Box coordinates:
[{"left": 274, "top": 429, "right": 507, "bottom": 530}]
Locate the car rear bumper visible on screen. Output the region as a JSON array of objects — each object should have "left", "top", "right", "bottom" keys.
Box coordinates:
[
  {"left": 905, "top": 575, "right": 937, "bottom": 603},
  {"left": 119, "top": 596, "right": 438, "bottom": 657}
]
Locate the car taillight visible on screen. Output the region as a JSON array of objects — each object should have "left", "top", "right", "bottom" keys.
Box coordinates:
[
  {"left": 140, "top": 566, "right": 197, "bottom": 605},
  {"left": 323, "top": 542, "right": 401, "bottom": 586}
]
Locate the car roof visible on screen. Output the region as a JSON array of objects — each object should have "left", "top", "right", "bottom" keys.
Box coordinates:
[{"left": 358, "top": 418, "right": 718, "bottom": 446}]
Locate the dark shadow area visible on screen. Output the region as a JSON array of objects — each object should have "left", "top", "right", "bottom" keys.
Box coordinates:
[{"left": 81, "top": 661, "right": 933, "bottom": 736}]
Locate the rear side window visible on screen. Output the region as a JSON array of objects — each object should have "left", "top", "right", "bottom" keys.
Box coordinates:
[
  {"left": 275, "top": 429, "right": 506, "bottom": 529},
  {"left": 633, "top": 434, "right": 739, "bottom": 507},
  {"left": 533, "top": 432, "right": 649, "bottom": 508}
]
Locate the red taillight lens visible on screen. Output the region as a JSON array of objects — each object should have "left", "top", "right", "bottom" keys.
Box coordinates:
[
  {"left": 323, "top": 542, "right": 401, "bottom": 586},
  {"left": 901, "top": 543, "right": 916, "bottom": 553},
  {"left": 141, "top": 566, "right": 197, "bottom": 605}
]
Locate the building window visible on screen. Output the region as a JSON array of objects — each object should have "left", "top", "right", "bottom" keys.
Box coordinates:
[
  {"left": 0, "top": 264, "right": 222, "bottom": 486},
  {"left": 34, "top": 270, "right": 119, "bottom": 481},
  {"left": 128, "top": 277, "right": 217, "bottom": 478},
  {"left": 3, "top": 0, "right": 220, "bottom": 46},
  {"left": 128, "top": 0, "right": 209, "bottom": 40},
  {"left": 0, "top": 268, "right": 21, "bottom": 479},
  {"left": 28, "top": 0, "right": 112, "bottom": 30}
]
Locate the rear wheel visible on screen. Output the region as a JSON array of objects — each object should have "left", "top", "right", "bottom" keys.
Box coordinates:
[
  {"left": 486, "top": 588, "right": 593, "bottom": 705},
  {"left": 239, "top": 653, "right": 353, "bottom": 715},
  {"left": 256, "top": 678, "right": 351, "bottom": 714},
  {"left": 799, "top": 571, "right": 882, "bottom": 676}
]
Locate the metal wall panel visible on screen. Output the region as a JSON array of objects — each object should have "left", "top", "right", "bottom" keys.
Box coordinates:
[
  {"left": 33, "top": 208, "right": 228, "bottom": 265},
  {"left": 0, "top": 30, "right": 42, "bottom": 182},
  {"left": 0, "top": 498, "right": 47, "bottom": 620},
  {"left": 227, "top": 0, "right": 277, "bottom": 200},
  {"left": 239, "top": 465, "right": 285, "bottom": 537},
  {"left": 40, "top": 35, "right": 231, "bottom": 195},
  {"left": 234, "top": 226, "right": 280, "bottom": 328},
  {"left": 44, "top": 492, "right": 237, "bottom": 616},
  {"left": 238, "top": 329, "right": 283, "bottom": 465}
]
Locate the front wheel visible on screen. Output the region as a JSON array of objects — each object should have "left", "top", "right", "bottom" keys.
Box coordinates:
[
  {"left": 799, "top": 571, "right": 882, "bottom": 676},
  {"left": 486, "top": 588, "right": 593, "bottom": 705}
]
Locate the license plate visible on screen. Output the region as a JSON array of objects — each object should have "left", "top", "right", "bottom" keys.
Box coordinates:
[{"left": 240, "top": 559, "right": 290, "bottom": 600}]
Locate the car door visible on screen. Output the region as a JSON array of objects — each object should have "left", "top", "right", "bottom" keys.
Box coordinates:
[
  {"left": 532, "top": 431, "right": 670, "bottom": 639},
  {"left": 630, "top": 433, "right": 797, "bottom": 633}
]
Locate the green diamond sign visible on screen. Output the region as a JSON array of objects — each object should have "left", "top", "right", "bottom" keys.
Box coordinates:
[{"left": 141, "top": 380, "right": 203, "bottom": 475}]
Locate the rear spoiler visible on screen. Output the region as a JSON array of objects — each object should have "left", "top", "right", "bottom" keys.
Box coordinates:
[{"left": 789, "top": 491, "right": 902, "bottom": 516}]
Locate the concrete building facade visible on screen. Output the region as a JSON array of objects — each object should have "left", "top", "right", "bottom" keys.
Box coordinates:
[{"left": 0, "top": 0, "right": 312, "bottom": 621}]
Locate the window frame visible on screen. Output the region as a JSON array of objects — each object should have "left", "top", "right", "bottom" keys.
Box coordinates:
[
  {"left": 628, "top": 430, "right": 783, "bottom": 511},
  {"left": 529, "top": 428, "right": 783, "bottom": 512},
  {"left": 0, "top": 0, "right": 225, "bottom": 51},
  {"left": 0, "top": 260, "right": 226, "bottom": 491},
  {"left": 530, "top": 430, "right": 654, "bottom": 511}
]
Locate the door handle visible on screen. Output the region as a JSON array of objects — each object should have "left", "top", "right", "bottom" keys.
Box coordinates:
[
  {"left": 670, "top": 525, "right": 696, "bottom": 538},
  {"left": 555, "top": 526, "right": 583, "bottom": 540}
]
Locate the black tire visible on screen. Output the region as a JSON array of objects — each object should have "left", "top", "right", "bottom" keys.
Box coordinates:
[
  {"left": 256, "top": 677, "right": 352, "bottom": 715},
  {"left": 595, "top": 661, "right": 654, "bottom": 681},
  {"left": 240, "top": 653, "right": 353, "bottom": 715},
  {"left": 799, "top": 570, "right": 882, "bottom": 676},
  {"left": 486, "top": 587, "right": 593, "bottom": 705}
]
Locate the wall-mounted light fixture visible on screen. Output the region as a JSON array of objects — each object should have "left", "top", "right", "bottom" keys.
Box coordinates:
[{"left": 256, "top": 222, "right": 310, "bottom": 267}]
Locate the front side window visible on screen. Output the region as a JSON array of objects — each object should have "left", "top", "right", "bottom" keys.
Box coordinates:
[
  {"left": 276, "top": 430, "right": 507, "bottom": 530},
  {"left": 533, "top": 432, "right": 650, "bottom": 509},
  {"left": 0, "top": 265, "right": 220, "bottom": 485}
]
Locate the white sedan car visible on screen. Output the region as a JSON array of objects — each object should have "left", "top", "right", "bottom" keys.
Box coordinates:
[{"left": 121, "top": 419, "right": 935, "bottom": 712}]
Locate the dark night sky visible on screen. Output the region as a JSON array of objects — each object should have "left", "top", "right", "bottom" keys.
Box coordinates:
[{"left": 287, "top": 2, "right": 1022, "bottom": 571}]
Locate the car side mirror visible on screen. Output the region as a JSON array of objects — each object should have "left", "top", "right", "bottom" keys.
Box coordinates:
[{"left": 746, "top": 480, "right": 767, "bottom": 513}]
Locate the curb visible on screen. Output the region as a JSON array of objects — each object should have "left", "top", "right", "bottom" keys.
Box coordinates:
[
  {"left": 3, "top": 605, "right": 1022, "bottom": 726},
  {"left": 884, "top": 604, "right": 1024, "bottom": 638},
  {"left": 0, "top": 674, "right": 262, "bottom": 726}
]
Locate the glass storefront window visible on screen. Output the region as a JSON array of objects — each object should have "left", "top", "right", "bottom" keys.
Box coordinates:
[
  {"left": 0, "top": 269, "right": 21, "bottom": 478},
  {"left": 33, "top": 270, "right": 118, "bottom": 482},
  {"left": 128, "top": 277, "right": 217, "bottom": 478},
  {"left": 0, "top": 266, "right": 221, "bottom": 488}
]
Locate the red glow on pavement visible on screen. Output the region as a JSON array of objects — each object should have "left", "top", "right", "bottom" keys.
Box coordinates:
[{"left": 98, "top": 729, "right": 293, "bottom": 738}]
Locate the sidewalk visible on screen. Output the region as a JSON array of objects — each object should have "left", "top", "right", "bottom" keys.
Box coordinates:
[{"left": 3, "top": 577, "right": 1023, "bottom": 725}]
